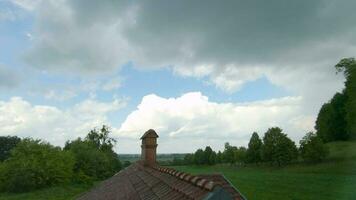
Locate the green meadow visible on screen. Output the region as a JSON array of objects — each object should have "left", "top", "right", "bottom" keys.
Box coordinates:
[{"left": 175, "top": 141, "right": 356, "bottom": 200}]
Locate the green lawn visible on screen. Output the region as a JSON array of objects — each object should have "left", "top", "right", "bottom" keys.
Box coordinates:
[
  {"left": 174, "top": 141, "right": 356, "bottom": 200},
  {"left": 0, "top": 184, "right": 92, "bottom": 200}
]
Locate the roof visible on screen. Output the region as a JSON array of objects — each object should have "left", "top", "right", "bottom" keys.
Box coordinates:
[
  {"left": 77, "top": 162, "right": 245, "bottom": 200},
  {"left": 140, "top": 129, "right": 159, "bottom": 139}
]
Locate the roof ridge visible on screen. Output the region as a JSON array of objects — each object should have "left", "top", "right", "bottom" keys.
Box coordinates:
[{"left": 152, "top": 165, "right": 216, "bottom": 191}]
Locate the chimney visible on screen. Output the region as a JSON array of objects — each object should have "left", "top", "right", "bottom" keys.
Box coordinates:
[{"left": 140, "top": 129, "right": 159, "bottom": 166}]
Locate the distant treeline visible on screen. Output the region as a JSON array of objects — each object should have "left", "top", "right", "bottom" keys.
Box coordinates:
[
  {"left": 166, "top": 128, "right": 328, "bottom": 167},
  {"left": 315, "top": 58, "right": 356, "bottom": 142},
  {"left": 0, "top": 125, "right": 121, "bottom": 193}
]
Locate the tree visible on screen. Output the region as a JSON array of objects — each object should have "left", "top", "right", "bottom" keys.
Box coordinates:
[
  {"left": 262, "top": 127, "right": 298, "bottom": 166},
  {"left": 183, "top": 153, "right": 194, "bottom": 165},
  {"left": 194, "top": 149, "right": 205, "bottom": 165},
  {"left": 335, "top": 58, "right": 356, "bottom": 138},
  {"left": 216, "top": 151, "right": 223, "bottom": 164},
  {"left": 246, "top": 132, "right": 262, "bottom": 164},
  {"left": 315, "top": 92, "right": 348, "bottom": 141},
  {"left": 203, "top": 146, "right": 216, "bottom": 165},
  {"left": 85, "top": 125, "right": 117, "bottom": 151},
  {"left": 223, "top": 142, "right": 237, "bottom": 165},
  {"left": 0, "top": 139, "right": 74, "bottom": 192},
  {"left": 235, "top": 147, "right": 247, "bottom": 165},
  {"left": 299, "top": 132, "right": 329, "bottom": 163},
  {"left": 0, "top": 136, "right": 21, "bottom": 162},
  {"left": 65, "top": 126, "right": 121, "bottom": 181}
]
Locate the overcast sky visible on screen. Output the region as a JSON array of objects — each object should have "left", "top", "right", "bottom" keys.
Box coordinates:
[{"left": 0, "top": 0, "right": 355, "bottom": 153}]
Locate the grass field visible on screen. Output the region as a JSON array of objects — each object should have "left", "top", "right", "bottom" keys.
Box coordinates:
[
  {"left": 0, "top": 184, "right": 92, "bottom": 200},
  {"left": 175, "top": 141, "right": 356, "bottom": 200}
]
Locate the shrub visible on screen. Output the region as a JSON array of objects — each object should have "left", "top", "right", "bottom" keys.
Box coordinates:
[
  {"left": 0, "top": 139, "right": 74, "bottom": 193},
  {"left": 300, "top": 132, "right": 329, "bottom": 163}
]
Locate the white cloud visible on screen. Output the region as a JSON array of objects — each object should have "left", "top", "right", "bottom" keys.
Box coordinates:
[
  {"left": 115, "top": 92, "right": 314, "bottom": 153},
  {"left": 0, "top": 96, "right": 126, "bottom": 146}
]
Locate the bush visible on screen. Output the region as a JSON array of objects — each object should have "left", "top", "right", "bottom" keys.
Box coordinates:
[
  {"left": 0, "top": 139, "right": 74, "bottom": 193},
  {"left": 300, "top": 132, "right": 329, "bottom": 163}
]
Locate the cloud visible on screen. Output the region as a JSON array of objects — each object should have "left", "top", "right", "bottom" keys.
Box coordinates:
[
  {"left": 0, "top": 96, "right": 126, "bottom": 146},
  {"left": 0, "top": 64, "right": 20, "bottom": 89},
  {"left": 15, "top": 0, "right": 355, "bottom": 90},
  {"left": 115, "top": 92, "right": 314, "bottom": 153}
]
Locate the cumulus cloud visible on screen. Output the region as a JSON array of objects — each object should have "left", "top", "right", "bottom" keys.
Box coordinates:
[
  {"left": 115, "top": 92, "right": 314, "bottom": 153},
  {"left": 0, "top": 96, "right": 126, "bottom": 146}
]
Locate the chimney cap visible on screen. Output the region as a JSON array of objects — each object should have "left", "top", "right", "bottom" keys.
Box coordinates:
[{"left": 140, "top": 129, "right": 159, "bottom": 139}]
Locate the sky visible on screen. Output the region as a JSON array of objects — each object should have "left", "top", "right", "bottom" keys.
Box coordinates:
[{"left": 0, "top": 0, "right": 355, "bottom": 153}]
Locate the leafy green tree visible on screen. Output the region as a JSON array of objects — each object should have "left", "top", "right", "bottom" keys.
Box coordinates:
[
  {"left": 262, "top": 127, "right": 298, "bottom": 166},
  {"left": 246, "top": 132, "right": 262, "bottom": 164},
  {"left": 203, "top": 146, "right": 216, "bottom": 165},
  {"left": 216, "top": 151, "right": 223, "bottom": 164},
  {"left": 183, "top": 153, "right": 194, "bottom": 165},
  {"left": 299, "top": 132, "right": 329, "bottom": 163},
  {"left": 0, "top": 136, "right": 21, "bottom": 162},
  {"left": 235, "top": 147, "right": 247, "bottom": 164},
  {"left": 335, "top": 58, "right": 356, "bottom": 138},
  {"left": 315, "top": 92, "right": 348, "bottom": 141},
  {"left": 194, "top": 149, "right": 205, "bottom": 165},
  {"left": 86, "top": 125, "right": 117, "bottom": 151},
  {"left": 0, "top": 139, "right": 74, "bottom": 192},
  {"left": 65, "top": 125, "right": 121, "bottom": 181},
  {"left": 223, "top": 142, "right": 237, "bottom": 165}
]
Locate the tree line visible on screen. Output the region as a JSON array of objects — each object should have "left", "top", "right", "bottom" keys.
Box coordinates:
[
  {"left": 315, "top": 58, "right": 356, "bottom": 142},
  {"left": 0, "top": 125, "right": 121, "bottom": 193},
  {"left": 171, "top": 127, "right": 328, "bottom": 167}
]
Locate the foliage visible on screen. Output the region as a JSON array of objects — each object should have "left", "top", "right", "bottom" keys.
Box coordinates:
[
  {"left": 262, "top": 127, "right": 298, "bottom": 166},
  {"left": 0, "top": 136, "right": 21, "bottom": 162},
  {"left": 246, "top": 132, "right": 262, "bottom": 164},
  {"left": 335, "top": 57, "right": 356, "bottom": 138},
  {"left": 64, "top": 125, "right": 121, "bottom": 181},
  {"left": 0, "top": 139, "right": 74, "bottom": 193},
  {"left": 315, "top": 92, "right": 348, "bottom": 141},
  {"left": 300, "top": 132, "right": 329, "bottom": 163},
  {"left": 223, "top": 142, "right": 237, "bottom": 165}
]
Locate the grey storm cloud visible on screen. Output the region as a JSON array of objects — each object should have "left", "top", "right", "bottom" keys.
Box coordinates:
[
  {"left": 0, "top": 65, "right": 20, "bottom": 89},
  {"left": 16, "top": 0, "right": 353, "bottom": 98}
]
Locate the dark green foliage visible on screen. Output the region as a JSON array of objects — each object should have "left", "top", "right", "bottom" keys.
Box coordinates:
[
  {"left": 262, "top": 127, "right": 298, "bottom": 166},
  {"left": 315, "top": 92, "right": 348, "bottom": 141},
  {"left": 204, "top": 146, "right": 216, "bottom": 165},
  {"left": 223, "top": 142, "right": 237, "bottom": 165},
  {"left": 0, "top": 139, "right": 74, "bottom": 192},
  {"left": 193, "top": 149, "right": 205, "bottom": 165},
  {"left": 235, "top": 147, "right": 247, "bottom": 164},
  {"left": 183, "top": 153, "right": 195, "bottom": 165},
  {"left": 64, "top": 126, "right": 121, "bottom": 181},
  {"left": 123, "top": 161, "right": 131, "bottom": 168},
  {"left": 216, "top": 151, "right": 223, "bottom": 163},
  {"left": 0, "top": 136, "right": 21, "bottom": 162},
  {"left": 246, "top": 132, "right": 262, "bottom": 164},
  {"left": 300, "top": 132, "right": 329, "bottom": 163},
  {"left": 335, "top": 58, "right": 356, "bottom": 138}
]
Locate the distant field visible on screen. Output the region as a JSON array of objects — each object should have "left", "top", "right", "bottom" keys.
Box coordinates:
[
  {"left": 119, "top": 153, "right": 187, "bottom": 163},
  {"left": 175, "top": 141, "right": 356, "bottom": 200}
]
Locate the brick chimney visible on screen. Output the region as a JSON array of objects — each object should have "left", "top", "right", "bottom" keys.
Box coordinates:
[{"left": 141, "top": 129, "right": 159, "bottom": 166}]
